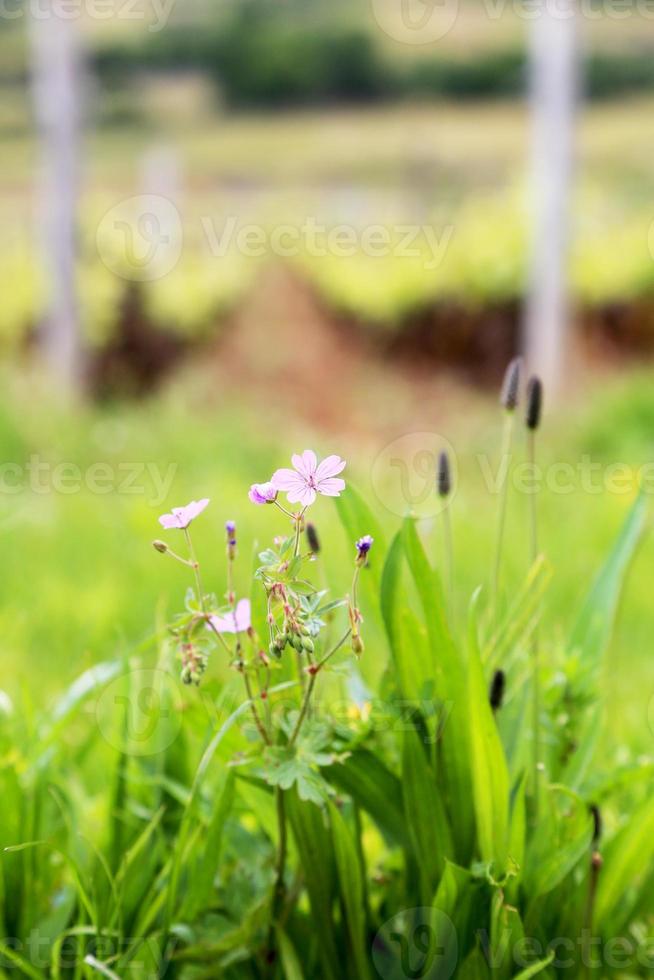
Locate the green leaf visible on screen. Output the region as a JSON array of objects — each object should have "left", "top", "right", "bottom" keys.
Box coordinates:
[
  {"left": 329, "top": 802, "right": 371, "bottom": 980},
  {"left": 512, "top": 952, "right": 555, "bottom": 978},
  {"left": 524, "top": 788, "right": 593, "bottom": 902},
  {"left": 563, "top": 491, "right": 647, "bottom": 788},
  {"left": 401, "top": 726, "right": 452, "bottom": 898},
  {"left": 276, "top": 929, "right": 306, "bottom": 980},
  {"left": 264, "top": 747, "right": 331, "bottom": 806},
  {"left": 183, "top": 771, "right": 235, "bottom": 919},
  {"left": 286, "top": 789, "right": 341, "bottom": 980},
  {"left": 380, "top": 530, "right": 431, "bottom": 700},
  {"left": 403, "top": 519, "right": 476, "bottom": 864},
  {"left": 490, "top": 889, "right": 525, "bottom": 980},
  {"left": 324, "top": 749, "right": 409, "bottom": 848},
  {"left": 595, "top": 794, "right": 654, "bottom": 931},
  {"left": 467, "top": 601, "right": 509, "bottom": 873}
]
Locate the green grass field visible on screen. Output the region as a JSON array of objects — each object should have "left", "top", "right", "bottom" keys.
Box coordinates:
[
  {"left": 0, "top": 361, "right": 652, "bottom": 976},
  {"left": 1, "top": 364, "right": 652, "bottom": 760}
]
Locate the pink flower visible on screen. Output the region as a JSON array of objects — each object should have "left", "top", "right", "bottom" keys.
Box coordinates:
[
  {"left": 249, "top": 481, "right": 278, "bottom": 505},
  {"left": 208, "top": 598, "right": 251, "bottom": 634},
  {"left": 272, "top": 450, "right": 346, "bottom": 507},
  {"left": 159, "top": 498, "right": 210, "bottom": 530}
]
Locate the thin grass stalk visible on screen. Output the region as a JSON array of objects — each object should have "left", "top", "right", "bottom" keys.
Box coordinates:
[
  {"left": 441, "top": 501, "right": 455, "bottom": 627},
  {"left": 527, "top": 426, "right": 542, "bottom": 821},
  {"left": 526, "top": 375, "right": 543, "bottom": 822},
  {"left": 492, "top": 411, "right": 515, "bottom": 620}
]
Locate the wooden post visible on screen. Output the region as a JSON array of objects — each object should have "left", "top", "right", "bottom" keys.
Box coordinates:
[
  {"left": 524, "top": 7, "right": 579, "bottom": 398},
  {"left": 30, "top": 8, "right": 83, "bottom": 390}
]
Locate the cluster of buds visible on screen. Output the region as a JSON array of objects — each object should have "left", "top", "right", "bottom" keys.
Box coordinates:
[
  {"left": 270, "top": 623, "right": 315, "bottom": 660},
  {"left": 180, "top": 643, "right": 208, "bottom": 686}
]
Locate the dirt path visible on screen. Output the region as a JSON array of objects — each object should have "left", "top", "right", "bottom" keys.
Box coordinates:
[{"left": 205, "top": 262, "right": 485, "bottom": 439}]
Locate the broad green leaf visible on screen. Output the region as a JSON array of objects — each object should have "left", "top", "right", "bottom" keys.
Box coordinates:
[
  {"left": 380, "top": 531, "right": 433, "bottom": 702},
  {"left": 276, "top": 929, "right": 305, "bottom": 980},
  {"left": 563, "top": 491, "right": 647, "bottom": 788},
  {"left": 324, "top": 750, "right": 409, "bottom": 848},
  {"left": 490, "top": 890, "right": 525, "bottom": 980},
  {"left": 329, "top": 802, "right": 370, "bottom": 980},
  {"left": 524, "top": 788, "right": 592, "bottom": 902},
  {"left": 467, "top": 607, "right": 509, "bottom": 873},
  {"left": 286, "top": 789, "right": 341, "bottom": 980},
  {"left": 403, "top": 518, "right": 475, "bottom": 863},
  {"left": 433, "top": 861, "right": 487, "bottom": 965},
  {"left": 401, "top": 726, "right": 452, "bottom": 899},
  {"left": 183, "top": 771, "right": 235, "bottom": 919},
  {"left": 595, "top": 794, "right": 654, "bottom": 931}
]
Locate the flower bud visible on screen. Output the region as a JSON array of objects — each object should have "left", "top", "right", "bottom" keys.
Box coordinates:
[
  {"left": 352, "top": 634, "right": 364, "bottom": 655},
  {"left": 500, "top": 357, "right": 522, "bottom": 411},
  {"left": 225, "top": 520, "right": 237, "bottom": 560},
  {"left": 526, "top": 376, "right": 543, "bottom": 431},
  {"left": 355, "top": 535, "right": 374, "bottom": 565},
  {"left": 152, "top": 540, "right": 168, "bottom": 554},
  {"left": 302, "top": 636, "right": 315, "bottom": 654}
]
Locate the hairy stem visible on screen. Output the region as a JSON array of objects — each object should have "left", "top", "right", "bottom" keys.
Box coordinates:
[
  {"left": 242, "top": 668, "right": 271, "bottom": 746},
  {"left": 184, "top": 528, "right": 205, "bottom": 611},
  {"left": 289, "top": 629, "right": 352, "bottom": 747}
]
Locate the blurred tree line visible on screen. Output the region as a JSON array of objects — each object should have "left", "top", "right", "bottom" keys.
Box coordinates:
[{"left": 90, "top": 0, "right": 654, "bottom": 108}]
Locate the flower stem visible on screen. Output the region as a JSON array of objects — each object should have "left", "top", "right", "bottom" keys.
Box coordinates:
[
  {"left": 242, "top": 668, "right": 271, "bottom": 746},
  {"left": 184, "top": 528, "right": 205, "bottom": 611},
  {"left": 492, "top": 412, "right": 515, "bottom": 620},
  {"left": 288, "top": 628, "right": 352, "bottom": 747}
]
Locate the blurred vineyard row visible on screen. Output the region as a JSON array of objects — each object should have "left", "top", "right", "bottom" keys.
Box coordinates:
[{"left": 4, "top": 184, "right": 654, "bottom": 384}]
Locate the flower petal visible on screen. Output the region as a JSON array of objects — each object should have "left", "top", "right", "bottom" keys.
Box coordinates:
[
  {"left": 315, "top": 455, "right": 346, "bottom": 481},
  {"left": 292, "top": 450, "right": 317, "bottom": 479},
  {"left": 316, "top": 478, "right": 345, "bottom": 497},
  {"left": 159, "top": 513, "right": 181, "bottom": 529},
  {"left": 189, "top": 498, "right": 210, "bottom": 520},
  {"left": 234, "top": 598, "right": 252, "bottom": 632},
  {"left": 288, "top": 485, "right": 316, "bottom": 507},
  {"left": 271, "top": 468, "right": 306, "bottom": 492}
]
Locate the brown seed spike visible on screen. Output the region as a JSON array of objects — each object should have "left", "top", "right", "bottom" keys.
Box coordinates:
[
  {"left": 489, "top": 669, "right": 506, "bottom": 712},
  {"left": 437, "top": 450, "right": 451, "bottom": 498},
  {"left": 526, "top": 376, "right": 543, "bottom": 431},
  {"left": 500, "top": 357, "right": 523, "bottom": 411},
  {"left": 306, "top": 522, "right": 320, "bottom": 554},
  {"left": 590, "top": 803, "right": 602, "bottom": 845}
]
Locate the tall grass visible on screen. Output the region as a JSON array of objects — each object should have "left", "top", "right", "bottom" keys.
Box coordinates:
[{"left": 0, "top": 373, "right": 651, "bottom": 978}]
